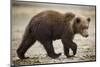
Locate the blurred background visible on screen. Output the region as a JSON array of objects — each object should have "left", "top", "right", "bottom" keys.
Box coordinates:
[{"left": 11, "top": 1, "right": 96, "bottom": 65}]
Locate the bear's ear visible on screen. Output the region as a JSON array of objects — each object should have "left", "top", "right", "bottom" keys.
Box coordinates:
[
  {"left": 87, "top": 17, "right": 91, "bottom": 22},
  {"left": 64, "top": 12, "right": 75, "bottom": 22},
  {"left": 75, "top": 17, "right": 81, "bottom": 24}
]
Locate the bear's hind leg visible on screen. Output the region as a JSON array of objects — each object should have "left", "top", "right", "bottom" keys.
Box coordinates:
[
  {"left": 17, "top": 35, "right": 36, "bottom": 59},
  {"left": 40, "top": 40, "right": 61, "bottom": 59}
]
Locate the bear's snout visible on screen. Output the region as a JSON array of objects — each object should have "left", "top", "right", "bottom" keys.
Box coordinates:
[{"left": 81, "top": 28, "right": 89, "bottom": 38}]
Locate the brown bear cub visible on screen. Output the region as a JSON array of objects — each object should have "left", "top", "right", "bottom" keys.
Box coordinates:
[{"left": 17, "top": 10, "right": 91, "bottom": 59}]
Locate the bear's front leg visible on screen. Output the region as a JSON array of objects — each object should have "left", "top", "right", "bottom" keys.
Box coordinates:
[
  {"left": 62, "top": 38, "right": 77, "bottom": 58},
  {"left": 70, "top": 42, "right": 77, "bottom": 56}
]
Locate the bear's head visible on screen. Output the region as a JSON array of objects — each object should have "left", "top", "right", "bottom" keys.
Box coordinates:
[
  {"left": 73, "top": 16, "right": 90, "bottom": 37},
  {"left": 65, "top": 13, "right": 91, "bottom": 37}
]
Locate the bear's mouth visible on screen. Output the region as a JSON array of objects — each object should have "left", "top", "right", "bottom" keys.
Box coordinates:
[
  {"left": 81, "top": 29, "right": 89, "bottom": 38},
  {"left": 82, "top": 34, "right": 88, "bottom": 37}
]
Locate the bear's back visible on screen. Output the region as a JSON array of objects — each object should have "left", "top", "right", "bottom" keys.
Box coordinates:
[
  {"left": 31, "top": 10, "right": 64, "bottom": 24},
  {"left": 29, "top": 10, "right": 66, "bottom": 40}
]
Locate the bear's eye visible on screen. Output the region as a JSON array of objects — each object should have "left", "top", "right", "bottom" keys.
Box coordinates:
[
  {"left": 76, "top": 17, "right": 81, "bottom": 24},
  {"left": 87, "top": 17, "right": 91, "bottom": 22}
]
